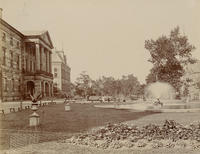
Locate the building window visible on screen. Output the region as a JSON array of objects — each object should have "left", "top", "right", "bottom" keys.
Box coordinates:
[
  {"left": 21, "top": 44, "right": 24, "bottom": 50},
  {"left": 54, "top": 68, "right": 57, "bottom": 72},
  {"left": 26, "top": 58, "right": 28, "bottom": 72},
  {"left": 17, "top": 41, "right": 20, "bottom": 49},
  {"left": 30, "top": 60, "right": 32, "bottom": 72},
  {"left": 10, "top": 37, "right": 13, "bottom": 46},
  {"left": 10, "top": 51, "right": 13, "bottom": 67},
  {"left": 17, "top": 55, "right": 20, "bottom": 69},
  {"left": 3, "top": 47, "right": 6, "bottom": 65},
  {"left": 33, "top": 62, "right": 35, "bottom": 72},
  {"left": 12, "top": 79, "right": 14, "bottom": 91},
  {"left": 18, "top": 79, "right": 21, "bottom": 92},
  {"left": 2, "top": 32, "right": 6, "bottom": 41}
]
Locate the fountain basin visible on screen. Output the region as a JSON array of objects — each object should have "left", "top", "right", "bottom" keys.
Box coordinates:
[{"left": 94, "top": 101, "right": 200, "bottom": 113}]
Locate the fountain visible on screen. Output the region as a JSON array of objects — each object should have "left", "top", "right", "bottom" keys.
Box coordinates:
[
  {"left": 144, "top": 82, "right": 176, "bottom": 100},
  {"left": 94, "top": 81, "right": 200, "bottom": 112}
]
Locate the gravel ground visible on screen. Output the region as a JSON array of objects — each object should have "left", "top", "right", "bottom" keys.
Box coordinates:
[{"left": 1, "top": 142, "right": 200, "bottom": 154}]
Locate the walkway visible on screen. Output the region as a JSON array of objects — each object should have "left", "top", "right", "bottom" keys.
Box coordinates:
[{"left": 0, "top": 99, "right": 65, "bottom": 114}]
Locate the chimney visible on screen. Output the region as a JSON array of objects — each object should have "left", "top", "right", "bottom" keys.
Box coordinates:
[{"left": 0, "top": 8, "right": 2, "bottom": 19}]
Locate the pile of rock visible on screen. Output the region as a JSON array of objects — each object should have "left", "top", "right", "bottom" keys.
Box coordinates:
[{"left": 65, "top": 120, "right": 200, "bottom": 149}]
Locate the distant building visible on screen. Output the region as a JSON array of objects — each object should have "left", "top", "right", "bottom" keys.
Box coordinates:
[
  {"left": 0, "top": 9, "right": 54, "bottom": 102},
  {"left": 52, "top": 50, "right": 71, "bottom": 96},
  {"left": 182, "top": 60, "right": 200, "bottom": 100}
]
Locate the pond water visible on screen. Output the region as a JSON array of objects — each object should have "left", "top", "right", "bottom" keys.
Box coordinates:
[{"left": 161, "top": 103, "right": 200, "bottom": 109}]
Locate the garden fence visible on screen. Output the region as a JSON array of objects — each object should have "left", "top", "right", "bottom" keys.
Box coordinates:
[{"left": 0, "top": 129, "right": 72, "bottom": 150}]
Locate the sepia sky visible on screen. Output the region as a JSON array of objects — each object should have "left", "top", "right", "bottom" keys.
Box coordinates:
[{"left": 1, "top": 0, "right": 200, "bottom": 83}]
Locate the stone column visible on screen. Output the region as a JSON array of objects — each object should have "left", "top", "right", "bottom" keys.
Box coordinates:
[
  {"left": 49, "top": 52, "right": 52, "bottom": 73},
  {"left": 41, "top": 81, "right": 44, "bottom": 97},
  {"left": 35, "top": 80, "right": 41, "bottom": 95},
  {"left": 35, "top": 44, "right": 40, "bottom": 71},
  {"left": 44, "top": 49, "right": 47, "bottom": 72},
  {"left": 47, "top": 51, "right": 49, "bottom": 73},
  {"left": 49, "top": 82, "right": 51, "bottom": 97},
  {"left": 51, "top": 82, "right": 54, "bottom": 97},
  {"left": 40, "top": 46, "right": 42, "bottom": 71},
  {"left": 41, "top": 46, "right": 44, "bottom": 71},
  {"left": 39, "top": 81, "right": 42, "bottom": 95},
  {"left": 43, "top": 81, "right": 46, "bottom": 97}
]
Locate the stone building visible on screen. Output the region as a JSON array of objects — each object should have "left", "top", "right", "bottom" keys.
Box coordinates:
[
  {"left": 52, "top": 50, "right": 71, "bottom": 96},
  {"left": 0, "top": 9, "right": 54, "bottom": 102},
  {"left": 0, "top": 10, "right": 23, "bottom": 102}
]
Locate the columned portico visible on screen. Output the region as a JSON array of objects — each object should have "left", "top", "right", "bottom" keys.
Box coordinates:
[{"left": 23, "top": 30, "right": 54, "bottom": 99}]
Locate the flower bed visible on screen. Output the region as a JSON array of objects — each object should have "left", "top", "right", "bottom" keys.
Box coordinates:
[{"left": 64, "top": 120, "right": 200, "bottom": 149}]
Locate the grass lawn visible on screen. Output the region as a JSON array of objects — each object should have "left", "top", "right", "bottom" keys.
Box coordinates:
[
  {"left": 1, "top": 102, "right": 200, "bottom": 154},
  {"left": 0, "top": 103, "right": 157, "bottom": 133}
]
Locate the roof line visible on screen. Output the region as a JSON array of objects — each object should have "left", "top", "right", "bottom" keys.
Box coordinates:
[{"left": 0, "top": 18, "right": 24, "bottom": 37}]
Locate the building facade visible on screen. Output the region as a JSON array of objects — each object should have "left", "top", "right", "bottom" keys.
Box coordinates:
[
  {"left": 0, "top": 12, "right": 23, "bottom": 101},
  {"left": 52, "top": 50, "right": 71, "bottom": 96},
  {"left": 0, "top": 9, "right": 54, "bottom": 102}
]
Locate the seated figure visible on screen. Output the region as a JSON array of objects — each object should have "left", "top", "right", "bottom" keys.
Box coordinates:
[{"left": 153, "top": 98, "right": 163, "bottom": 106}]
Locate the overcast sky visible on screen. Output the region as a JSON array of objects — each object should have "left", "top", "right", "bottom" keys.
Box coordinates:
[{"left": 1, "top": 0, "right": 200, "bottom": 83}]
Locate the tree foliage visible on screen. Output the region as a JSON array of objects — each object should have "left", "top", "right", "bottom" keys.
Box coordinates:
[
  {"left": 74, "top": 72, "right": 143, "bottom": 98},
  {"left": 75, "top": 71, "right": 92, "bottom": 97},
  {"left": 145, "top": 26, "right": 196, "bottom": 91}
]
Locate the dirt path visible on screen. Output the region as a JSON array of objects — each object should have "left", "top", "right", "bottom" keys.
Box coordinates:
[{"left": 124, "top": 112, "right": 200, "bottom": 127}]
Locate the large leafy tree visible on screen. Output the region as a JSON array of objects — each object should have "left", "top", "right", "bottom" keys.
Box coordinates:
[
  {"left": 101, "top": 76, "right": 117, "bottom": 96},
  {"left": 120, "top": 74, "right": 141, "bottom": 96},
  {"left": 75, "top": 71, "right": 92, "bottom": 97},
  {"left": 145, "top": 26, "right": 196, "bottom": 92}
]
